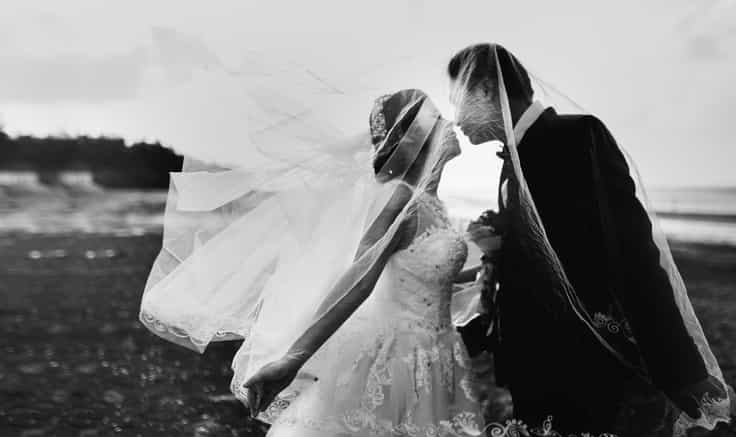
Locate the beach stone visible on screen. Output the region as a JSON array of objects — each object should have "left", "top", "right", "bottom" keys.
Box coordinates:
[
  {"left": 153, "top": 396, "right": 186, "bottom": 421},
  {"left": 100, "top": 323, "right": 117, "bottom": 334},
  {"left": 4, "top": 408, "right": 44, "bottom": 427},
  {"left": 192, "top": 418, "right": 226, "bottom": 436},
  {"left": 64, "top": 408, "right": 104, "bottom": 428},
  {"left": 120, "top": 336, "right": 137, "bottom": 353},
  {"left": 19, "top": 429, "right": 50, "bottom": 437},
  {"left": 50, "top": 389, "right": 69, "bottom": 404},
  {"left": 208, "top": 394, "right": 238, "bottom": 403},
  {"left": 76, "top": 363, "right": 98, "bottom": 374},
  {"left": 103, "top": 389, "right": 125, "bottom": 405},
  {"left": 47, "top": 323, "right": 68, "bottom": 334},
  {"left": 18, "top": 363, "right": 45, "bottom": 375}
]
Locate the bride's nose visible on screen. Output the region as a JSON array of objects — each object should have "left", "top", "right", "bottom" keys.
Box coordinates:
[{"left": 449, "top": 104, "right": 460, "bottom": 125}]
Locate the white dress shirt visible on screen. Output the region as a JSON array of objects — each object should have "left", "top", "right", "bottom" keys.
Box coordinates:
[{"left": 500, "top": 101, "right": 547, "bottom": 207}]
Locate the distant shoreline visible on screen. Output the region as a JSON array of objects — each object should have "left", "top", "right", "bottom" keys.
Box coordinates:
[{"left": 655, "top": 211, "right": 736, "bottom": 224}]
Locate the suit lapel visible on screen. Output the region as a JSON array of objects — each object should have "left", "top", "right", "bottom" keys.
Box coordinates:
[
  {"left": 516, "top": 107, "right": 556, "bottom": 152},
  {"left": 497, "top": 107, "right": 557, "bottom": 211}
]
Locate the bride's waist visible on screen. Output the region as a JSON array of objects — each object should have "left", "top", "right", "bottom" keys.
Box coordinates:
[
  {"left": 352, "top": 313, "right": 453, "bottom": 336},
  {"left": 363, "top": 297, "right": 452, "bottom": 334}
]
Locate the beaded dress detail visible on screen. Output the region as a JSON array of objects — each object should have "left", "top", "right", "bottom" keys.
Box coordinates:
[{"left": 256, "top": 193, "right": 484, "bottom": 437}]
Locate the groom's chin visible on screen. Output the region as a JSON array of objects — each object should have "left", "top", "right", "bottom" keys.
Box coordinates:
[{"left": 467, "top": 134, "right": 485, "bottom": 146}]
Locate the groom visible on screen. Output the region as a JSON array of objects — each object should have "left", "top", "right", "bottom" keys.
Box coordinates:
[{"left": 448, "top": 43, "right": 723, "bottom": 434}]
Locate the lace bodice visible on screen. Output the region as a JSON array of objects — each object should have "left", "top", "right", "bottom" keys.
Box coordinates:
[{"left": 371, "top": 193, "right": 468, "bottom": 333}]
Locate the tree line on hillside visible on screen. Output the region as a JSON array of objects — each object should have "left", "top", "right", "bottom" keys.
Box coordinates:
[{"left": 0, "top": 130, "right": 183, "bottom": 189}]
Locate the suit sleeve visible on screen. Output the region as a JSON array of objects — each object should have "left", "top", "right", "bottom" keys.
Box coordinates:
[{"left": 588, "top": 116, "right": 708, "bottom": 394}]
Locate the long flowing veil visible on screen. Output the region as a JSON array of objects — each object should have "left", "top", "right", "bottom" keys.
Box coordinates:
[
  {"left": 139, "top": 87, "right": 467, "bottom": 423},
  {"left": 450, "top": 44, "right": 731, "bottom": 434},
  {"left": 131, "top": 2, "right": 730, "bottom": 431}
]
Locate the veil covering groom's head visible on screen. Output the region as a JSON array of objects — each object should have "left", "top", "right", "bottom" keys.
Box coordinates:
[{"left": 448, "top": 43, "right": 534, "bottom": 145}]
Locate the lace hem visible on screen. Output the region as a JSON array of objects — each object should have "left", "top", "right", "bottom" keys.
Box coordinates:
[
  {"left": 264, "top": 412, "right": 624, "bottom": 437},
  {"left": 139, "top": 309, "right": 246, "bottom": 353},
  {"left": 229, "top": 327, "right": 483, "bottom": 436},
  {"left": 267, "top": 409, "right": 484, "bottom": 437},
  {"left": 485, "top": 416, "right": 619, "bottom": 437},
  {"left": 672, "top": 392, "right": 731, "bottom": 437}
]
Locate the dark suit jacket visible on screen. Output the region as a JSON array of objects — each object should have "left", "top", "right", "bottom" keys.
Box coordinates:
[{"left": 465, "top": 108, "right": 708, "bottom": 429}]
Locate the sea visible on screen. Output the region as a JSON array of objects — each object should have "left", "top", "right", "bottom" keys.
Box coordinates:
[
  {"left": 645, "top": 187, "right": 736, "bottom": 246},
  {"left": 445, "top": 187, "right": 736, "bottom": 247},
  {"left": 1, "top": 171, "right": 735, "bottom": 246}
]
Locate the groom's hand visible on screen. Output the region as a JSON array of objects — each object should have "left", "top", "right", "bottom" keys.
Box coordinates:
[
  {"left": 467, "top": 224, "right": 502, "bottom": 255},
  {"left": 472, "top": 210, "right": 508, "bottom": 238}
]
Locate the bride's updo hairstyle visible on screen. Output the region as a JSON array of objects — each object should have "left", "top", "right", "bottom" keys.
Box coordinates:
[{"left": 369, "top": 89, "right": 442, "bottom": 182}]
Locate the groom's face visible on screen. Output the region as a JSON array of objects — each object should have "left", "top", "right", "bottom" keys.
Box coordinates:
[{"left": 450, "top": 80, "right": 504, "bottom": 145}]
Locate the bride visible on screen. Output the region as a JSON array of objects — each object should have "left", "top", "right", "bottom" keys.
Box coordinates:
[{"left": 140, "top": 89, "right": 486, "bottom": 436}]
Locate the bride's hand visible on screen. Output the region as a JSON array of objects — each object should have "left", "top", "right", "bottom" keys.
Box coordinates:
[{"left": 242, "top": 357, "right": 300, "bottom": 417}]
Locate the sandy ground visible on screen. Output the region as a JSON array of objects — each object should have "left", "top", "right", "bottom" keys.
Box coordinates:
[{"left": 0, "top": 233, "right": 734, "bottom": 436}]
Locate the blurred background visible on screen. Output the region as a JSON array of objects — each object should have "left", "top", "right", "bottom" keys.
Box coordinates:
[{"left": 1, "top": 0, "right": 735, "bottom": 436}]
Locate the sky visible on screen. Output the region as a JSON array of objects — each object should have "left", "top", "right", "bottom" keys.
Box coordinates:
[{"left": 0, "top": 0, "right": 734, "bottom": 191}]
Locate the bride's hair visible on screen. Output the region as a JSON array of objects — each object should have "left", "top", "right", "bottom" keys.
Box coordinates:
[
  {"left": 369, "top": 89, "right": 436, "bottom": 177},
  {"left": 447, "top": 43, "right": 534, "bottom": 104}
]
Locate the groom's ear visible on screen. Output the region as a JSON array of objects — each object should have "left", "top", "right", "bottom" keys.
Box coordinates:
[
  {"left": 462, "top": 79, "right": 492, "bottom": 100},
  {"left": 480, "top": 77, "right": 498, "bottom": 98}
]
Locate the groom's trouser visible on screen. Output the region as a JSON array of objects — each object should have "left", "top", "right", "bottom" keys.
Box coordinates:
[{"left": 494, "top": 290, "right": 631, "bottom": 435}]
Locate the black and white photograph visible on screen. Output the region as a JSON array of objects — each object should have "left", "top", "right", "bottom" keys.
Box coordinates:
[{"left": 1, "top": 1, "right": 735, "bottom": 436}]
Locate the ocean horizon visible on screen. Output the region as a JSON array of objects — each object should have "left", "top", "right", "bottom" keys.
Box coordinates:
[
  {"left": 447, "top": 186, "right": 736, "bottom": 247},
  {"left": 2, "top": 173, "right": 736, "bottom": 246}
]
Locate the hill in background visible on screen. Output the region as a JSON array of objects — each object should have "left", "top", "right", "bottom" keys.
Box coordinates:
[{"left": 0, "top": 130, "right": 183, "bottom": 189}]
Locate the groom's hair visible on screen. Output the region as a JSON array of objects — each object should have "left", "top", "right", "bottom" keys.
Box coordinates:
[{"left": 447, "top": 43, "right": 534, "bottom": 103}]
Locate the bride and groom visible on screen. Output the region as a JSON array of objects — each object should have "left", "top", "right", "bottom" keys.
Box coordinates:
[{"left": 140, "top": 43, "right": 731, "bottom": 436}]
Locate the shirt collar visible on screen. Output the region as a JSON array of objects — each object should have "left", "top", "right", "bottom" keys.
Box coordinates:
[{"left": 513, "top": 100, "right": 546, "bottom": 145}]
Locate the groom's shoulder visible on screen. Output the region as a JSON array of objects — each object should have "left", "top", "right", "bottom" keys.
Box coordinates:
[
  {"left": 552, "top": 113, "right": 604, "bottom": 130},
  {"left": 545, "top": 113, "right": 594, "bottom": 142},
  {"left": 539, "top": 113, "right": 617, "bottom": 159},
  {"left": 548, "top": 113, "right": 613, "bottom": 143}
]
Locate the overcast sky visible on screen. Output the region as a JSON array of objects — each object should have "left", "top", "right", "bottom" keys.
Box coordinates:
[{"left": 0, "top": 0, "right": 734, "bottom": 190}]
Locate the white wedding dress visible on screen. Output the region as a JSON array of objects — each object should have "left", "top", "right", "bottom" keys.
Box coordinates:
[{"left": 256, "top": 192, "right": 485, "bottom": 437}]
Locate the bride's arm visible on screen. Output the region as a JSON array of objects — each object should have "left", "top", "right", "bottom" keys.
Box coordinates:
[
  {"left": 353, "top": 183, "right": 415, "bottom": 261},
  {"left": 242, "top": 184, "right": 415, "bottom": 414},
  {"left": 454, "top": 265, "right": 482, "bottom": 284},
  {"left": 292, "top": 182, "right": 414, "bottom": 355}
]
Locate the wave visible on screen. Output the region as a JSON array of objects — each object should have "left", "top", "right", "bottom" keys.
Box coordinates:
[
  {"left": 2, "top": 187, "right": 736, "bottom": 246},
  {"left": 0, "top": 171, "right": 50, "bottom": 194},
  {"left": 0, "top": 170, "right": 104, "bottom": 196},
  {"left": 656, "top": 211, "right": 736, "bottom": 224},
  {"left": 56, "top": 171, "right": 103, "bottom": 192}
]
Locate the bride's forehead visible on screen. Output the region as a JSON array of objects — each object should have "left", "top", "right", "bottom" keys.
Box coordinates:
[
  {"left": 448, "top": 87, "right": 463, "bottom": 108},
  {"left": 448, "top": 80, "right": 478, "bottom": 104}
]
